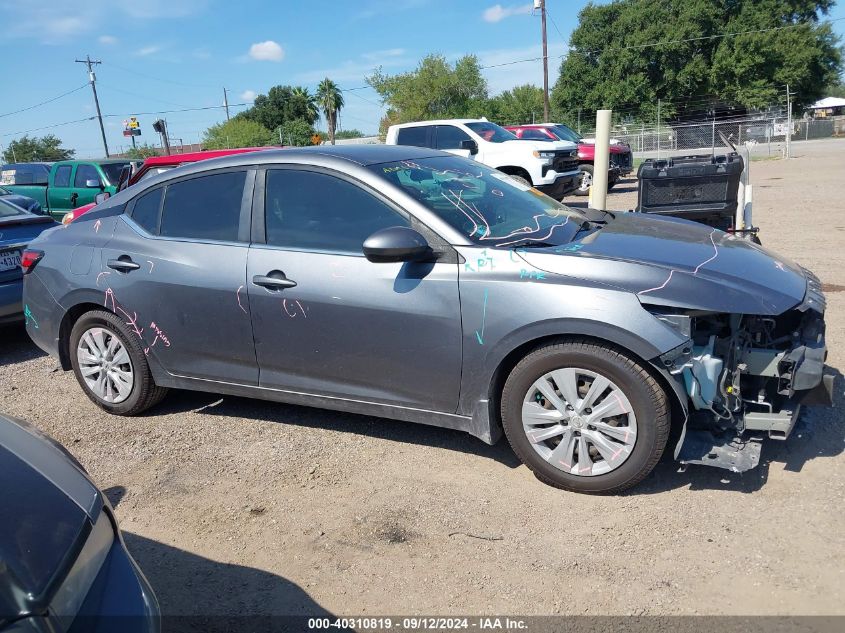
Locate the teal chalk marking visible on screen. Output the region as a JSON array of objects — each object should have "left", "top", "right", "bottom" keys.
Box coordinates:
[
  {"left": 24, "top": 304, "right": 38, "bottom": 329},
  {"left": 474, "top": 289, "right": 488, "bottom": 345}
]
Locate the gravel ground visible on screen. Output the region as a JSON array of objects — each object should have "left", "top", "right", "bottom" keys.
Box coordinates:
[{"left": 2, "top": 138, "right": 844, "bottom": 619}]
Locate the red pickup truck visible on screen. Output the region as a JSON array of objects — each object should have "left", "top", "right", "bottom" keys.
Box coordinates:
[
  {"left": 62, "top": 147, "right": 276, "bottom": 224},
  {"left": 504, "top": 123, "right": 633, "bottom": 196}
]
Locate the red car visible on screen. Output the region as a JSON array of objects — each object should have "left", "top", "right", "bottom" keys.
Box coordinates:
[
  {"left": 62, "top": 147, "right": 277, "bottom": 224},
  {"left": 504, "top": 123, "right": 633, "bottom": 196}
]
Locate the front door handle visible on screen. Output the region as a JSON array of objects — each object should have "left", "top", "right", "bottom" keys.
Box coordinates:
[
  {"left": 107, "top": 258, "right": 140, "bottom": 272},
  {"left": 253, "top": 272, "right": 297, "bottom": 290}
]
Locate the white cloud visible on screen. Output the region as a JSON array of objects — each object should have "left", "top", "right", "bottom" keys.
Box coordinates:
[
  {"left": 295, "top": 49, "right": 411, "bottom": 84},
  {"left": 192, "top": 48, "right": 211, "bottom": 60},
  {"left": 483, "top": 3, "right": 533, "bottom": 23},
  {"left": 44, "top": 16, "right": 88, "bottom": 37},
  {"left": 361, "top": 48, "right": 406, "bottom": 62},
  {"left": 240, "top": 90, "right": 257, "bottom": 102},
  {"left": 248, "top": 40, "right": 284, "bottom": 62},
  {"left": 98, "top": 34, "right": 118, "bottom": 45},
  {"left": 135, "top": 45, "right": 162, "bottom": 57}
]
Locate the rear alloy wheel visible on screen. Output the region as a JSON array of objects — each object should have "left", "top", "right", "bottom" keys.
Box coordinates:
[
  {"left": 501, "top": 340, "right": 670, "bottom": 493},
  {"left": 70, "top": 310, "right": 168, "bottom": 415},
  {"left": 574, "top": 164, "right": 593, "bottom": 196}
]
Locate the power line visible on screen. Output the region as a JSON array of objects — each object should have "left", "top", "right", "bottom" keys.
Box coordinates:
[
  {"left": 98, "top": 83, "right": 191, "bottom": 108},
  {"left": 1, "top": 116, "right": 95, "bottom": 138},
  {"left": 102, "top": 103, "right": 251, "bottom": 118},
  {"left": 100, "top": 61, "right": 218, "bottom": 89},
  {"left": 0, "top": 84, "right": 89, "bottom": 119}
]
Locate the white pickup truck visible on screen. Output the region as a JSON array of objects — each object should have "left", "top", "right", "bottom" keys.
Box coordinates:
[{"left": 385, "top": 118, "right": 581, "bottom": 199}]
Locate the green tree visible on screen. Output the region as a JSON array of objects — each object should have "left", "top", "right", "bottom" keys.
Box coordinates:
[
  {"left": 316, "top": 78, "right": 345, "bottom": 145},
  {"left": 202, "top": 118, "right": 274, "bottom": 150},
  {"left": 2, "top": 134, "right": 74, "bottom": 162},
  {"left": 240, "top": 85, "right": 320, "bottom": 130},
  {"left": 489, "top": 84, "right": 545, "bottom": 125},
  {"left": 368, "top": 54, "right": 488, "bottom": 133},
  {"left": 334, "top": 129, "right": 366, "bottom": 139},
  {"left": 124, "top": 143, "right": 160, "bottom": 159},
  {"left": 552, "top": 0, "right": 841, "bottom": 122},
  {"left": 279, "top": 118, "right": 316, "bottom": 146}
]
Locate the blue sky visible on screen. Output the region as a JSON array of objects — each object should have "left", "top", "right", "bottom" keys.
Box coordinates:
[{"left": 2, "top": 0, "right": 843, "bottom": 158}]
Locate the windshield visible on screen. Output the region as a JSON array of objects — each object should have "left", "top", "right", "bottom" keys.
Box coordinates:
[
  {"left": 371, "top": 156, "right": 585, "bottom": 247},
  {"left": 138, "top": 166, "right": 176, "bottom": 182},
  {"left": 100, "top": 162, "right": 130, "bottom": 186},
  {"left": 551, "top": 125, "right": 582, "bottom": 143},
  {"left": 0, "top": 198, "right": 29, "bottom": 218},
  {"left": 465, "top": 122, "right": 518, "bottom": 144}
]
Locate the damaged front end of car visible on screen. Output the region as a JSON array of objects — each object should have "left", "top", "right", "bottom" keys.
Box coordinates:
[{"left": 652, "top": 269, "right": 833, "bottom": 473}]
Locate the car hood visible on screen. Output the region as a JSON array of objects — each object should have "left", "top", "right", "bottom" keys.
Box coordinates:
[
  {"left": 0, "top": 415, "right": 99, "bottom": 622},
  {"left": 518, "top": 213, "right": 807, "bottom": 315}
]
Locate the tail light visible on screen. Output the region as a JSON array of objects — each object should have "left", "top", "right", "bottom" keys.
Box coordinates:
[
  {"left": 20, "top": 249, "right": 44, "bottom": 275},
  {"left": 62, "top": 211, "right": 75, "bottom": 224}
]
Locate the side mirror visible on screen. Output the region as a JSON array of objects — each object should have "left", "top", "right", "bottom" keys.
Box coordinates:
[
  {"left": 95, "top": 192, "right": 111, "bottom": 204},
  {"left": 363, "top": 226, "right": 432, "bottom": 263},
  {"left": 85, "top": 179, "right": 104, "bottom": 189},
  {"left": 460, "top": 139, "right": 479, "bottom": 155}
]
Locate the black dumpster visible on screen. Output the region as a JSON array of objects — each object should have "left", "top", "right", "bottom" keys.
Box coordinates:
[{"left": 636, "top": 153, "right": 743, "bottom": 230}]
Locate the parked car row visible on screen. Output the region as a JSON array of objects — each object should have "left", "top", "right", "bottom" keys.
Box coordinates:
[{"left": 1, "top": 160, "right": 132, "bottom": 222}]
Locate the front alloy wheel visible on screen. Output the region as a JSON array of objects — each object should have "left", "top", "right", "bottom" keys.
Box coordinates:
[
  {"left": 522, "top": 368, "right": 637, "bottom": 477},
  {"left": 501, "top": 340, "right": 670, "bottom": 493}
]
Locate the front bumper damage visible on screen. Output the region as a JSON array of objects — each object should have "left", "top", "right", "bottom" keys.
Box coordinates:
[{"left": 659, "top": 271, "right": 832, "bottom": 473}]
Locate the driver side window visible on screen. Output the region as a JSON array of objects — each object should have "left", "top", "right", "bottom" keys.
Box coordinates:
[
  {"left": 264, "top": 169, "right": 409, "bottom": 255},
  {"left": 434, "top": 125, "right": 471, "bottom": 150}
]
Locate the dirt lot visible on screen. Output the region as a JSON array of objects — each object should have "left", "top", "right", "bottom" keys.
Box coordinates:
[{"left": 2, "top": 139, "right": 844, "bottom": 620}]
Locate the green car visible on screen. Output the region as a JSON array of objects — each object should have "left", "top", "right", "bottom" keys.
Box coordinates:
[{"left": 0, "top": 159, "right": 131, "bottom": 221}]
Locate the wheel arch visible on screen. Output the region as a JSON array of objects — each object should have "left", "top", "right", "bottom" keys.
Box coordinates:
[
  {"left": 58, "top": 301, "right": 114, "bottom": 370},
  {"left": 483, "top": 331, "right": 688, "bottom": 446},
  {"left": 495, "top": 165, "right": 533, "bottom": 184}
]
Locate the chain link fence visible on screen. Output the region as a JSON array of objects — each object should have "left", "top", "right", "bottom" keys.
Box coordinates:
[{"left": 575, "top": 112, "right": 843, "bottom": 161}]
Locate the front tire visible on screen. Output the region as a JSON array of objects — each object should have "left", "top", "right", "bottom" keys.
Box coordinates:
[
  {"left": 574, "top": 164, "right": 593, "bottom": 196},
  {"left": 501, "top": 340, "right": 670, "bottom": 494},
  {"left": 70, "top": 310, "right": 168, "bottom": 415}
]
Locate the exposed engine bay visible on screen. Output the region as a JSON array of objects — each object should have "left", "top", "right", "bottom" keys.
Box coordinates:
[{"left": 654, "top": 271, "right": 832, "bottom": 472}]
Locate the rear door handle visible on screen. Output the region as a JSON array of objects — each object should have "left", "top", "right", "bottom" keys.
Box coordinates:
[
  {"left": 252, "top": 273, "right": 297, "bottom": 290},
  {"left": 107, "top": 258, "right": 141, "bottom": 272}
]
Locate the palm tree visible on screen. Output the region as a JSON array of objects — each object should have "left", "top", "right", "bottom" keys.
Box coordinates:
[
  {"left": 316, "top": 78, "right": 345, "bottom": 145},
  {"left": 290, "top": 86, "right": 319, "bottom": 125}
]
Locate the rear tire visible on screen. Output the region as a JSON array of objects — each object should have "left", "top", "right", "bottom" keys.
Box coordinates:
[
  {"left": 69, "top": 310, "right": 168, "bottom": 415},
  {"left": 501, "top": 340, "right": 670, "bottom": 494}
]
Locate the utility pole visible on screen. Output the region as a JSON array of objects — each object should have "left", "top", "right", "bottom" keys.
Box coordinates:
[
  {"left": 785, "top": 84, "right": 792, "bottom": 159},
  {"left": 76, "top": 55, "right": 109, "bottom": 157},
  {"left": 538, "top": 0, "right": 550, "bottom": 122},
  {"left": 577, "top": 108, "right": 581, "bottom": 133},
  {"left": 223, "top": 87, "right": 230, "bottom": 121}
]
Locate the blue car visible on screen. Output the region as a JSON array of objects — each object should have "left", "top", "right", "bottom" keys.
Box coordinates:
[
  {"left": 0, "top": 413, "right": 160, "bottom": 632},
  {"left": 0, "top": 197, "right": 56, "bottom": 325},
  {"left": 0, "top": 186, "right": 45, "bottom": 216}
]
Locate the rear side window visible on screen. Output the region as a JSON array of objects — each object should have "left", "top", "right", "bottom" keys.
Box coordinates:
[
  {"left": 74, "top": 165, "right": 100, "bottom": 187},
  {"left": 159, "top": 171, "right": 246, "bottom": 241},
  {"left": 434, "top": 125, "right": 471, "bottom": 150},
  {"left": 130, "top": 188, "right": 163, "bottom": 234},
  {"left": 265, "top": 169, "right": 408, "bottom": 254},
  {"left": 53, "top": 165, "right": 72, "bottom": 187},
  {"left": 396, "top": 126, "right": 430, "bottom": 147}
]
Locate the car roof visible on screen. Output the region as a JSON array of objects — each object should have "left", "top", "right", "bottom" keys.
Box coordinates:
[
  {"left": 159, "top": 144, "right": 447, "bottom": 172},
  {"left": 141, "top": 147, "right": 277, "bottom": 167},
  {"left": 390, "top": 119, "right": 489, "bottom": 128}
]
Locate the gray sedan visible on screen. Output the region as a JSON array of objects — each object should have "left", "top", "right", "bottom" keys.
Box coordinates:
[{"left": 21, "top": 146, "right": 830, "bottom": 493}]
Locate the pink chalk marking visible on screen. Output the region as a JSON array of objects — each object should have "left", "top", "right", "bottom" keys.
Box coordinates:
[
  {"left": 639, "top": 229, "right": 721, "bottom": 295},
  {"left": 692, "top": 229, "right": 720, "bottom": 275},
  {"left": 93, "top": 219, "right": 101, "bottom": 233},
  {"left": 282, "top": 299, "right": 297, "bottom": 318},
  {"left": 236, "top": 285, "right": 248, "bottom": 314},
  {"left": 96, "top": 271, "right": 111, "bottom": 286},
  {"left": 146, "top": 260, "right": 155, "bottom": 273},
  {"left": 558, "top": 460, "right": 572, "bottom": 469},
  {"left": 637, "top": 269, "right": 676, "bottom": 296},
  {"left": 295, "top": 300, "right": 306, "bottom": 318}
]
